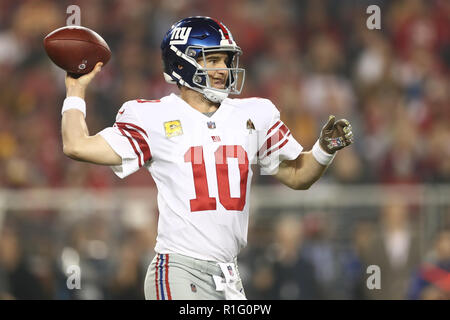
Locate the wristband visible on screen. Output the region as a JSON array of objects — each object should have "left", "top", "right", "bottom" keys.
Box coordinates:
[
  {"left": 312, "top": 139, "right": 336, "bottom": 166},
  {"left": 62, "top": 96, "right": 86, "bottom": 118}
]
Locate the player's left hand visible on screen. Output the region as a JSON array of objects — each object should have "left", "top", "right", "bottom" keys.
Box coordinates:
[{"left": 319, "top": 115, "right": 354, "bottom": 154}]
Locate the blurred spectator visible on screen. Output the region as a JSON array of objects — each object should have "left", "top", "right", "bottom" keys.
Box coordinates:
[
  {"left": 107, "top": 233, "right": 145, "bottom": 300},
  {"left": 331, "top": 147, "right": 364, "bottom": 183},
  {"left": 408, "top": 228, "right": 450, "bottom": 300},
  {"left": 338, "top": 221, "right": 375, "bottom": 300},
  {"left": 269, "top": 213, "right": 321, "bottom": 299},
  {"left": 359, "top": 194, "right": 421, "bottom": 299},
  {"left": 299, "top": 212, "right": 344, "bottom": 299},
  {"left": 0, "top": 219, "right": 51, "bottom": 299}
]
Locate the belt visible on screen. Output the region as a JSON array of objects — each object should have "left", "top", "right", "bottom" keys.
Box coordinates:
[{"left": 158, "top": 252, "right": 228, "bottom": 277}]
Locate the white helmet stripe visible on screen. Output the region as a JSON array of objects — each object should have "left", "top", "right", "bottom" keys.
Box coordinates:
[{"left": 170, "top": 45, "right": 199, "bottom": 67}]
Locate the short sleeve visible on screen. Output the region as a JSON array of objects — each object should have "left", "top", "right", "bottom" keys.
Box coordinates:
[
  {"left": 257, "top": 100, "right": 303, "bottom": 175},
  {"left": 98, "top": 101, "right": 152, "bottom": 178}
]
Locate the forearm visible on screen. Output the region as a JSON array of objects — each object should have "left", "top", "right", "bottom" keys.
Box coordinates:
[
  {"left": 293, "top": 151, "right": 329, "bottom": 189},
  {"left": 275, "top": 151, "right": 330, "bottom": 190},
  {"left": 61, "top": 81, "right": 89, "bottom": 154},
  {"left": 61, "top": 108, "right": 90, "bottom": 159}
]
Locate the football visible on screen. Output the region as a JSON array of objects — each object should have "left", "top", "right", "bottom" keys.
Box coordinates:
[{"left": 44, "top": 26, "right": 111, "bottom": 77}]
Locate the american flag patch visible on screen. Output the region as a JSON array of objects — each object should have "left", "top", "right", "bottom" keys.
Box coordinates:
[
  {"left": 329, "top": 137, "right": 345, "bottom": 148},
  {"left": 211, "top": 136, "right": 221, "bottom": 142},
  {"left": 227, "top": 265, "right": 234, "bottom": 277}
]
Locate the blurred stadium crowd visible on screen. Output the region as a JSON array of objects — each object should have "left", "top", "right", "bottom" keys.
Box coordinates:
[{"left": 0, "top": 0, "right": 449, "bottom": 299}]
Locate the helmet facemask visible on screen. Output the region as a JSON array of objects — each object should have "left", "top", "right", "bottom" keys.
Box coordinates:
[{"left": 189, "top": 46, "right": 245, "bottom": 103}]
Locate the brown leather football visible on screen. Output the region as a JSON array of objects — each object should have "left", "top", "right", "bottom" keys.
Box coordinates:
[{"left": 44, "top": 26, "right": 111, "bottom": 76}]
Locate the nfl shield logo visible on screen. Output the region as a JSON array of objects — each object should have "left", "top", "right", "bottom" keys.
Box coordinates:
[
  {"left": 207, "top": 121, "right": 216, "bottom": 129},
  {"left": 190, "top": 283, "right": 197, "bottom": 293},
  {"left": 227, "top": 265, "right": 234, "bottom": 277}
]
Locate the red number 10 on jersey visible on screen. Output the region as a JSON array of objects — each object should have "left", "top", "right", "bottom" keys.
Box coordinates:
[{"left": 184, "top": 145, "right": 249, "bottom": 212}]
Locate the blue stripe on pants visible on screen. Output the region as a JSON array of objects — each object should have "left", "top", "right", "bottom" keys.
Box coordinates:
[{"left": 159, "top": 254, "right": 165, "bottom": 300}]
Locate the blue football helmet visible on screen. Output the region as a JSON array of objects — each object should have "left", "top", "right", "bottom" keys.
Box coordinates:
[{"left": 161, "top": 16, "right": 245, "bottom": 103}]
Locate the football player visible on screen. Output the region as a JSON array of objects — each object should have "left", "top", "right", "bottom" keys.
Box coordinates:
[{"left": 61, "top": 16, "right": 353, "bottom": 300}]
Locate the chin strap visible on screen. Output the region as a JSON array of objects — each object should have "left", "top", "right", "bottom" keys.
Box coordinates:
[
  {"left": 166, "top": 71, "right": 230, "bottom": 103},
  {"left": 186, "top": 83, "right": 229, "bottom": 103},
  {"left": 203, "top": 88, "right": 229, "bottom": 103}
]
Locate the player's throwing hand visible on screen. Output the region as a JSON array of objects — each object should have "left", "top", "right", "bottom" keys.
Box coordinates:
[
  {"left": 319, "top": 115, "right": 354, "bottom": 154},
  {"left": 65, "top": 62, "right": 103, "bottom": 98}
]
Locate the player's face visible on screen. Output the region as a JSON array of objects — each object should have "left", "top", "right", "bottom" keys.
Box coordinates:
[{"left": 197, "top": 52, "right": 229, "bottom": 89}]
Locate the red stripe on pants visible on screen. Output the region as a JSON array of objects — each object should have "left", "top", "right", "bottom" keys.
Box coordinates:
[{"left": 165, "top": 254, "right": 172, "bottom": 300}]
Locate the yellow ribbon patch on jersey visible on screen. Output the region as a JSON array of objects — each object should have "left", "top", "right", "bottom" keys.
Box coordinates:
[{"left": 164, "top": 120, "right": 183, "bottom": 138}]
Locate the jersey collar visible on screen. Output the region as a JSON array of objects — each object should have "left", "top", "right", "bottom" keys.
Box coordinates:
[{"left": 170, "top": 93, "right": 231, "bottom": 121}]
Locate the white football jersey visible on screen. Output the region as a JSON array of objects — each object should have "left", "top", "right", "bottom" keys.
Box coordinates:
[{"left": 99, "top": 93, "right": 303, "bottom": 262}]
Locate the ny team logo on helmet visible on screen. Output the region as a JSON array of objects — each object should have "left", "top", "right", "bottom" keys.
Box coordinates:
[{"left": 161, "top": 16, "right": 245, "bottom": 103}]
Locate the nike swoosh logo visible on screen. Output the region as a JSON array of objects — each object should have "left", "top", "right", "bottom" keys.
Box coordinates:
[{"left": 118, "top": 110, "right": 124, "bottom": 115}]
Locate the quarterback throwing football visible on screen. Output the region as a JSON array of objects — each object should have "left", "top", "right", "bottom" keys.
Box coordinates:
[{"left": 61, "top": 16, "right": 353, "bottom": 300}]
